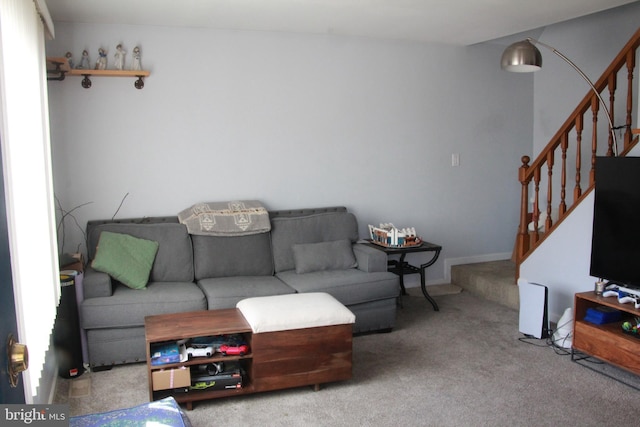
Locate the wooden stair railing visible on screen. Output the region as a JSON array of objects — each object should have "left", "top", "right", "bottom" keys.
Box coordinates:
[{"left": 514, "top": 27, "right": 640, "bottom": 277}]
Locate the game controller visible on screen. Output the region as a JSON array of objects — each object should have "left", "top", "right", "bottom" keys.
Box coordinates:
[
  {"left": 618, "top": 295, "right": 640, "bottom": 309},
  {"left": 602, "top": 287, "right": 640, "bottom": 308}
]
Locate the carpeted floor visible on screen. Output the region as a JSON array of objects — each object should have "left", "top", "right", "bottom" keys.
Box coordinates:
[
  {"left": 55, "top": 289, "right": 640, "bottom": 426},
  {"left": 406, "top": 283, "right": 462, "bottom": 297}
]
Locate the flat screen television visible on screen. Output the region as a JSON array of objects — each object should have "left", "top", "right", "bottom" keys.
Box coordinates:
[{"left": 590, "top": 156, "right": 640, "bottom": 289}]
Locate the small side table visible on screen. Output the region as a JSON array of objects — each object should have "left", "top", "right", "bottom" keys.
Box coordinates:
[{"left": 364, "top": 240, "right": 442, "bottom": 311}]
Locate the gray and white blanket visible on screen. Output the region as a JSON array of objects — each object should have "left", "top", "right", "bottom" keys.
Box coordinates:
[{"left": 178, "top": 200, "right": 271, "bottom": 236}]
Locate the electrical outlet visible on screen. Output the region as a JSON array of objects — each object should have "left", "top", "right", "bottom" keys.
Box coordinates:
[{"left": 451, "top": 153, "right": 460, "bottom": 167}]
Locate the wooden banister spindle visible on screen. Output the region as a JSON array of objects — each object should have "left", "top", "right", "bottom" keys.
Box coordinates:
[
  {"left": 574, "top": 116, "right": 583, "bottom": 202},
  {"left": 625, "top": 50, "right": 635, "bottom": 149},
  {"left": 516, "top": 156, "right": 531, "bottom": 262},
  {"left": 559, "top": 134, "right": 568, "bottom": 217},
  {"left": 545, "top": 150, "right": 554, "bottom": 231},
  {"left": 532, "top": 166, "right": 541, "bottom": 243}
]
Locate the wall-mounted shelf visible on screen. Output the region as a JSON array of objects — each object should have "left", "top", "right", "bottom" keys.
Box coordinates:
[
  {"left": 46, "top": 57, "right": 71, "bottom": 80},
  {"left": 68, "top": 69, "right": 150, "bottom": 89},
  {"left": 46, "top": 57, "right": 150, "bottom": 89}
]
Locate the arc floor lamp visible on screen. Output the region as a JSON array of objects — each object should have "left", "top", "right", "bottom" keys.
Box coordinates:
[{"left": 500, "top": 38, "right": 618, "bottom": 155}]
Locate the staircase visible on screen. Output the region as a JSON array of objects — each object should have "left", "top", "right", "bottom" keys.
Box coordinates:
[
  {"left": 451, "top": 260, "right": 518, "bottom": 310},
  {"left": 452, "top": 28, "right": 640, "bottom": 310},
  {"left": 513, "top": 28, "right": 640, "bottom": 277}
]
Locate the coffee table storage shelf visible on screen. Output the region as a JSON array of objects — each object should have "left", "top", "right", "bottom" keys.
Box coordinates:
[
  {"left": 573, "top": 291, "right": 640, "bottom": 376},
  {"left": 145, "top": 305, "right": 353, "bottom": 410},
  {"left": 145, "top": 309, "right": 253, "bottom": 409}
]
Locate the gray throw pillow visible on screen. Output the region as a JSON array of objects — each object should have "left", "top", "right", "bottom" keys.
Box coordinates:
[{"left": 292, "top": 239, "right": 357, "bottom": 274}]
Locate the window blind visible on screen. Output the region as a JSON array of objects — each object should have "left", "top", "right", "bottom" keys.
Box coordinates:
[{"left": 0, "top": 0, "right": 59, "bottom": 402}]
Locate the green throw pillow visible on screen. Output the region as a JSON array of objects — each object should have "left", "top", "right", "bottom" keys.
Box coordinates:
[{"left": 92, "top": 231, "right": 159, "bottom": 289}]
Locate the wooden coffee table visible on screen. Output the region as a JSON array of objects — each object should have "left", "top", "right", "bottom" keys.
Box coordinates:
[{"left": 145, "top": 308, "right": 352, "bottom": 409}]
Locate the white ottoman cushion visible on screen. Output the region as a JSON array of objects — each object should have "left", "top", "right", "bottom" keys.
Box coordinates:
[{"left": 237, "top": 292, "right": 356, "bottom": 333}]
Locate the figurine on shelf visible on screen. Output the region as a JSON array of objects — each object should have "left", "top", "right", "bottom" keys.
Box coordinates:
[
  {"left": 77, "top": 49, "right": 90, "bottom": 69},
  {"left": 65, "top": 51, "right": 74, "bottom": 69},
  {"left": 95, "top": 47, "right": 107, "bottom": 70},
  {"left": 131, "top": 46, "right": 142, "bottom": 71},
  {"left": 113, "top": 43, "right": 126, "bottom": 70}
]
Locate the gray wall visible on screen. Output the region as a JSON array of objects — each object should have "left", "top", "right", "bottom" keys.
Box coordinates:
[
  {"left": 46, "top": 22, "right": 531, "bottom": 286},
  {"left": 533, "top": 3, "right": 640, "bottom": 155}
]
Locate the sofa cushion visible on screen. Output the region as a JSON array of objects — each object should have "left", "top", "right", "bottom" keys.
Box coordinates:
[
  {"left": 83, "top": 268, "right": 115, "bottom": 298},
  {"left": 80, "top": 281, "right": 206, "bottom": 329},
  {"left": 347, "top": 299, "right": 397, "bottom": 334},
  {"left": 196, "top": 276, "right": 295, "bottom": 310},
  {"left": 276, "top": 269, "right": 399, "bottom": 306},
  {"left": 271, "top": 212, "right": 359, "bottom": 273},
  {"left": 237, "top": 293, "right": 355, "bottom": 333},
  {"left": 192, "top": 233, "right": 273, "bottom": 280},
  {"left": 88, "top": 223, "right": 194, "bottom": 283},
  {"left": 86, "top": 327, "right": 146, "bottom": 366},
  {"left": 292, "top": 239, "right": 357, "bottom": 274},
  {"left": 91, "top": 231, "right": 159, "bottom": 289},
  {"left": 352, "top": 243, "right": 390, "bottom": 273}
]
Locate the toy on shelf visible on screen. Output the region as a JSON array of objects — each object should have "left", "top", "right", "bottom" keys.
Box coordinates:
[
  {"left": 186, "top": 346, "right": 213, "bottom": 359},
  {"left": 95, "top": 47, "right": 107, "bottom": 70},
  {"left": 131, "top": 46, "right": 142, "bottom": 71},
  {"left": 622, "top": 317, "right": 640, "bottom": 338},
  {"left": 114, "top": 43, "right": 126, "bottom": 70},
  {"left": 219, "top": 344, "right": 249, "bottom": 356},
  {"left": 368, "top": 223, "right": 422, "bottom": 248},
  {"left": 186, "top": 334, "right": 249, "bottom": 357},
  {"left": 77, "top": 49, "right": 90, "bottom": 69},
  {"left": 150, "top": 341, "right": 187, "bottom": 366}
]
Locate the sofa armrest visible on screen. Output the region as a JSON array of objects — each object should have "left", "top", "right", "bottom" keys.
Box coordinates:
[
  {"left": 353, "top": 243, "right": 388, "bottom": 273},
  {"left": 83, "top": 266, "right": 114, "bottom": 298}
]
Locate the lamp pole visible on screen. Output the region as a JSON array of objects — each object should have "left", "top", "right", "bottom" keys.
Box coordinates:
[{"left": 503, "top": 38, "right": 618, "bottom": 155}]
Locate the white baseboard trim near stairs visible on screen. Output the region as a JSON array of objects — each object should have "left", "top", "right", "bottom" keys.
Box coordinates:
[
  {"left": 402, "top": 252, "right": 512, "bottom": 289},
  {"left": 444, "top": 252, "right": 512, "bottom": 283}
]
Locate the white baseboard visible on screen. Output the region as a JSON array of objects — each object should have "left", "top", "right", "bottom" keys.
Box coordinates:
[{"left": 402, "top": 252, "right": 511, "bottom": 288}]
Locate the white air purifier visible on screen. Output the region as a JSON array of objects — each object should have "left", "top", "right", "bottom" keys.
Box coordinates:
[{"left": 517, "top": 278, "right": 550, "bottom": 339}]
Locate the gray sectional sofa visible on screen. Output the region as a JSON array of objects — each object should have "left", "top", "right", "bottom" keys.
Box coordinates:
[{"left": 81, "top": 207, "right": 399, "bottom": 369}]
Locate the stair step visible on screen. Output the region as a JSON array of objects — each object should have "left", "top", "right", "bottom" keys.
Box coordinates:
[{"left": 451, "top": 260, "right": 519, "bottom": 311}]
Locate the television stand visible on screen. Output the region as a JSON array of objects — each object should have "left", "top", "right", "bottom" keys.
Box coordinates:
[{"left": 572, "top": 292, "right": 640, "bottom": 379}]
